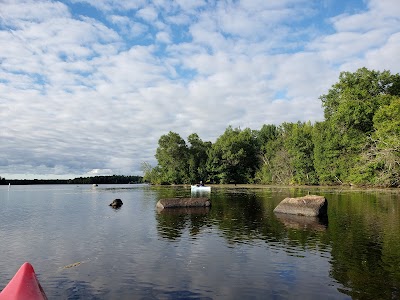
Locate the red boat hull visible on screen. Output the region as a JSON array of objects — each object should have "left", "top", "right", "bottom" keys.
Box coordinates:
[{"left": 0, "top": 262, "right": 47, "bottom": 300}]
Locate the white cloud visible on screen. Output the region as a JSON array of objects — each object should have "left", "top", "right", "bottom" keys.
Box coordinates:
[
  {"left": 136, "top": 6, "right": 159, "bottom": 22},
  {"left": 308, "top": 0, "right": 400, "bottom": 71},
  {"left": 215, "top": 2, "right": 304, "bottom": 39},
  {"left": 1, "top": 0, "right": 400, "bottom": 179},
  {"left": 174, "top": 0, "right": 207, "bottom": 11},
  {"left": 334, "top": 0, "right": 400, "bottom": 33},
  {"left": 0, "top": 0, "right": 70, "bottom": 24},
  {"left": 364, "top": 32, "right": 400, "bottom": 71},
  {"left": 156, "top": 31, "right": 171, "bottom": 43},
  {"left": 69, "top": 0, "right": 147, "bottom": 12}
]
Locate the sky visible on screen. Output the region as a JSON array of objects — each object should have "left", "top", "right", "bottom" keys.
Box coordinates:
[{"left": 1, "top": 0, "right": 400, "bottom": 180}]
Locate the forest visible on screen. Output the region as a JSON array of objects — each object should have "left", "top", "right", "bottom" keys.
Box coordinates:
[
  {"left": 143, "top": 68, "right": 400, "bottom": 187},
  {"left": 0, "top": 175, "right": 143, "bottom": 185}
]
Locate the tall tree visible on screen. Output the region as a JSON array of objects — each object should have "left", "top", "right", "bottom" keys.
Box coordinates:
[
  {"left": 254, "top": 124, "right": 280, "bottom": 184},
  {"left": 316, "top": 68, "right": 400, "bottom": 184},
  {"left": 255, "top": 125, "right": 286, "bottom": 184},
  {"left": 312, "top": 121, "right": 344, "bottom": 184},
  {"left": 187, "top": 133, "right": 212, "bottom": 183},
  {"left": 372, "top": 98, "right": 400, "bottom": 186},
  {"left": 355, "top": 97, "right": 400, "bottom": 187},
  {"left": 155, "top": 131, "right": 189, "bottom": 184},
  {"left": 257, "top": 124, "right": 279, "bottom": 150},
  {"left": 207, "top": 126, "right": 259, "bottom": 184},
  {"left": 141, "top": 162, "right": 163, "bottom": 184},
  {"left": 283, "top": 122, "right": 317, "bottom": 185}
]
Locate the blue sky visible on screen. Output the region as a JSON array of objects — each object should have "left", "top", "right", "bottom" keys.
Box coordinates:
[{"left": 1, "top": 0, "right": 399, "bottom": 179}]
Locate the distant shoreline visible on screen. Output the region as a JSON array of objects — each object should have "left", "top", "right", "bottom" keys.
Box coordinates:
[{"left": 0, "top": 175, "right": 143, "bottom": 185}]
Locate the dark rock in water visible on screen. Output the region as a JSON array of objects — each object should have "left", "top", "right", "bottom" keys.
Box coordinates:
[
  {"left": 109, "top": 198, "right": 123, "bottom": 208},
  {"left": 273, "top": 195, "right": 327, "bottom": 217},
  {"left": 156, "top": 197, "right": 211, "bottom": 210}
]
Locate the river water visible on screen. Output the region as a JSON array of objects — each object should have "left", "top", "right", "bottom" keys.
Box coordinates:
[{"left": 0, "top": 184, "right": 399, "bottom": 299}]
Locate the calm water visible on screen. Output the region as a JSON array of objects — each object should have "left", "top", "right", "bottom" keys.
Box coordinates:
[{"left": 0, "top": 184, "right": 399, "bottom": 299}]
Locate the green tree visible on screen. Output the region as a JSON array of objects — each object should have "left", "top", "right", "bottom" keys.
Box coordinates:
[
  {"left": 321, "top": 68, "right": 397, "bottom": 126},
  {"left": 316, "top": 68, "right": 400, "bottom": 184},
  {"left": 155, "top": 131, "right": 189, "bottom": 184},
  {"left": 312, "top": 121, "right": 344, "bottom": 184},
  {"left": 255, "top": 122, "right": 317, "bottom": 185},
  {"left": 357, "top": 97, "right": 400, "bottom": 187},
  {"left": 282, "top": 122, "right": 318, "bottom": 185},
  {"left": 269, "top": 144, "right": 293, "bottom": 185},
  {"left": 254, "top": 124, "right": 280, "bottom": 184},
  {"left": 142, "top": 162, "right": 163, "bottom": 184},
  {"left": 257, "top": 124, "right": 279, "bottom": 149},
  {"left": 207, "top": 126, "right": 259, "bottom": 184},
  {"left": 146, "top": 68, "right": 400, "bottom": 187},
  {"left": 187, "top": 133, "right": 211, "bottom": 184}
]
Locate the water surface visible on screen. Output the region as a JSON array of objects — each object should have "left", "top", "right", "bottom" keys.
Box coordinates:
[{"left": 0, "top": 184, "right": 399, "bottom": 299}]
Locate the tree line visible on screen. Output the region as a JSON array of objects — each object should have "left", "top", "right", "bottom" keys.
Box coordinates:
[
  {"left": 0, "top": 175, "right": 143, "bottom": 185},
  {"left": 143, "top": 68, "right": 400, "bottom": 187}
]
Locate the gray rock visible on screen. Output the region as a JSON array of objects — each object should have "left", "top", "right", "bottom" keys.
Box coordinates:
[{"left": 273, "top": 195, "right": 327, "bottom": 217}]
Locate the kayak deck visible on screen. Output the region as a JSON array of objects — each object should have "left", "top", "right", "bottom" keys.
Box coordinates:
[{"left": 0, "top": 262, "right": 47, "bottom": 300}]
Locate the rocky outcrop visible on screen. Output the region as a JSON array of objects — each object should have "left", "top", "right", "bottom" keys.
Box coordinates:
[
  {"left": 273, "top": 195, "right": 327, "bottom": 217},
  {"left": 156, "top": 197, "right": 211, "bottom": 210},
  {"left": 109, "top": 198, "right": 123, "bottom": 208}
]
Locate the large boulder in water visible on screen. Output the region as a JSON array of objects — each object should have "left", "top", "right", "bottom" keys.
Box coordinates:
[
  {"left": 273, "top": 195, "right": 327, "bottom": 217},
  {"left": 109, "top": 198, "right": 123, "bottom": 208}
]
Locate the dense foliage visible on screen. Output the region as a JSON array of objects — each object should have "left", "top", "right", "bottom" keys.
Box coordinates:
[{"left": 144, "top": 68, "right": 400, "bottom": 187}]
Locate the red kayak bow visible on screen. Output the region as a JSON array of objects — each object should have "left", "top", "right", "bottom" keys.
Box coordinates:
[{"left": 0, "top": 262, "right": 47, "bottom": 300}]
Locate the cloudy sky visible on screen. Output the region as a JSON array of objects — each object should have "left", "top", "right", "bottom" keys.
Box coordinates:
[{"left": 1, "top": 0, "right": 399, "bottom": 179}]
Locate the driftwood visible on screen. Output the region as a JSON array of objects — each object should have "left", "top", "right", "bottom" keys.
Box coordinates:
[
  {"left": 156, "top": 197, "right": 211, "bottom": 210},
  {"left": 273, "top": 195, "right": 327, "bottom": 217}
]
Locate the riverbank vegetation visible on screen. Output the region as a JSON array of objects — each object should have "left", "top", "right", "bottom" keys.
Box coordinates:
[{"left": 143, "top": 68, "right": 400, "bottom": 187}]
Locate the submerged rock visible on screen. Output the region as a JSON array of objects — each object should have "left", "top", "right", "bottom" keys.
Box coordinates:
[
  {"left": 109, "top": 198, "right": 123, "bottom": 208},
  {"left": 156, "top": 197, "right": 211, "bottom": 210},
  {"left": 273, "top": 195, "right": 327, "bottom": 217}
]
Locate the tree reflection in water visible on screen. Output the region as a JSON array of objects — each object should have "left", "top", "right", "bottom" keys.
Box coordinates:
[
  {"left": 153, "top": 186, "right": 400, "bottom": 299},
  {"left": 156, "top": 207, "right": 211, "bottom": 239}
]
